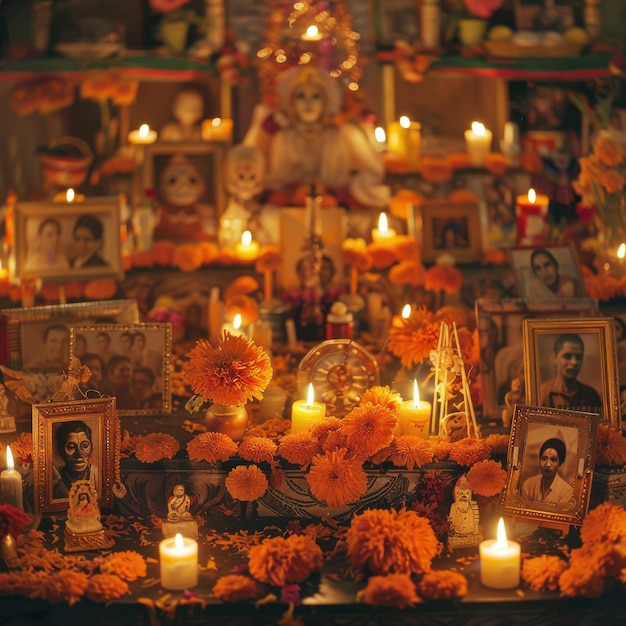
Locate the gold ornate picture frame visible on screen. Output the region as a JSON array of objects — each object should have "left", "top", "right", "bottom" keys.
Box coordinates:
[
  {"left": 523, "top": 317, "right": 620, "bottom": 427},
  {"left": 70, "top": 323, "right": 172, "bottom": 415},
  {"left": 32, "top": 397, "right": 119, "bottom": 514},
  {"left": 501, "top": 404, "right": 598, "bottom": 528}
]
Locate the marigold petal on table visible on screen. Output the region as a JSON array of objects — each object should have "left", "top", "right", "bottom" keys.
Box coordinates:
[
  {"left": 359, "top": 573, "right": 419, "bottom": 609},
  {"left": 417, "top": 569, "right": 468, "bottom": 600}
]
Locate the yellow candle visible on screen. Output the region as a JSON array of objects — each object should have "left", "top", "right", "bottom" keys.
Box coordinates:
[
  {"left": 128, "top": 123, "right": 157, "bottom": 145},
  {"left": 53, "top": 188, "right": 85, "bottom": 203},
  {"left": 222, "top": 313, "right": 247, "bottom": 338},
  {"left": 371, "top": 212, "right": 397, "bottom": 244},
  {"left": 405, "top": 120, "right": 421, "bottom": 169},
  {"left": 398, "top": 380, "right": 431, "bottom": 438},
  {"left": 386, "top": 116, "right": 409, "bottom": 158},
  {"left": 301, "top": 24, "right": 323, "bottom": 41},
  {"left": 1, "top": 446, "right": 23, "bottom": 512},
  {"left": 291, "top": 383, "right": 326, "bottom": 433},
  {"left": 202, "top": 117, "right": 233, "bottom": 142},
  {"left": 159, "top": 533, "right": 198, "bottom": 590},
  {"left": 235, "top": 230, "right": 260, "bottom": 263},
  {"left": 464, "top": 121, "right": 492, "bottom": 166},
  {"left": 479, "top": 518, "right": 521, "bottom": 589}
]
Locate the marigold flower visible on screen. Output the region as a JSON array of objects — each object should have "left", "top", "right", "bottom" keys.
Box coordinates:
[
  {"left": 424, "top": 263, "right": 463, "bottom": 293},
  {"left": 198, "top": 241, "right": 219, "bottom": 265},
  {"left": 359, "top": 573, "right": 419, "bottom": 609},
  {"left": 320, "top": 428, "right": 348, "bottom": 452},
  {"left": 347, "top": 508, "right": 440, "bottom": 575},
  {"left": 521, "top": 555, "right": 567, "bottom": 592},
  {"left": 367, "top": 243, "right": 398, "bottom": 269},
  {"left": 466, "top": 459, "right": 507, "bottom": 497},
  {"left": 306, "top": 448, "right": 367, "bottom": 507},
  {"left": 151, "top": 240, "right": 176, "bottom": 266},
  {"left": 430, "top": 438, "right": 452, "bottom": 462},
  {"left": 484, "top": 433, "right": 509, "bottom": 456},
  {"left": 389, "top": 260, "right": 426, "bottom": 287},
  {"left": 224, "top": 275, "right": 259, "bottom": 300},
  {"left": 248, "top": 535, "right": 323, "bottom": 587},
  {"left": 37, "top": 570, "right": 89, "bottom": 605},
  {"left": 172, "top": 244, "right": 204, "bottom": 271},
  {"left": 394, "top": 235, "right": 420, "bottom": 261},
  {"left": 212, "top": 574, "right": 260, "bottom": 602},
  {"left": 341, "top": 402, "right": 397, "bottom": 458},
  {"left": 133, "top": 433, "right": 180, "bottom": 463},
  {"left": 360, "top": 386, "right": 402, "bottom": 414},
  {"left": 0, "top": 504, "right": 31, "bottom": 540},
  {"left": 85, "top": 573, "right": 130, "bottom": 603},
  {"left": 8, "top": 432, "right": 32, "bottom": 461},
  {"left": 110, "top": 78, "right": 138, "bottom": 105},
  {"left": 310, "top": 416, "right": 343, "bottom": 440},
  {"left": 225, "top": 465, "right": 269, "bottom": 501},
  {"left": 185, "top": 333, "right": 272, "bottom": 406},
  {"left": 388, "top": 436, "right": 434, "bottom": 470},
  {"left": 417, "top": 569, "right": 468, "bottom": 600},
  {"left": 595, "top": 425, "right": 626, "bottom": 467},
  {"left": 342, "top": 238, "right": 372, "bottom": 270},
  {"left": 238, "top": 436, "right": 277, "bottom": 464},
  {"left": 101, "top": 551, "right": 147, "bottom": 581},
  {"left": 448, "top": 437, "right": 491, "bottom": 466},
  {"left": 277, "top": 432, "right": 321, "bottom": 466},
  {"left": 389, "top": 189, "right": 422, "bottom": 219},
  {"left": 388, "top": 307, "right": 441, "bottom": 368},
  {"left": 187, "top": 432, "right": 238, "bottom": 463},
  {"left": 580, "top": 502, "right": 626, "bottom": 546}
]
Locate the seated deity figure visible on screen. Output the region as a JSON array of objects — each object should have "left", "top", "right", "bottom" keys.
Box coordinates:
[
  {"left": 64, "top": 480, "right": 114, "bottom": 552},
  {"left": 243, "top": 65, "right": 390, "bottom": 209},
  {"left": 447, "top": 474, "right": 483, "bottom": 550},
  {"left": 162, "top": 483, "right": 198, "bottom": 539}
]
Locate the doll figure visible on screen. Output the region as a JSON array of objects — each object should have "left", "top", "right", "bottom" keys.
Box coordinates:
[
  {"left": 448, "top": 474, "right": 483, "bottom": 550},
  {"left": 153, "top": 153, "right": 216, "bottom": 241},
  {"left": 160, "top": 85, "right": 206, "bottom": 142},
  {"left": 162, "top": 483, "right": 198, "bottom": 539}
]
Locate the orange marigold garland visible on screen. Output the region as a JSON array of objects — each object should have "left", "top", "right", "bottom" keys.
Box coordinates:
[
  {"left": 388, "top": 436, "right": 434, "bottom": 470},
  {"left": 134, "top": 433, "right": 180, "bottom": 463},
  {"left": 340, "top": 402, "right": 398, "bottom": 459},
  {"left": 358, "top": 573, "right": 420, "bottom": 609},
  {"left": 521, "top": 555, "right": 567, "bottom": 592},
  {"left": 466, "top": 459, "right": 507, "bottom": 497},
  {"left": 84, "top": 573, "right": 130, "bottom": 603},
  {"left": 37, "top": 570, "right": 90, "bottom": 605},
  {"left": 360, "top": 386, "right": 402, "bottom": 415},
  {"left": 417, "top": 569, "right": 468, "bottom": 600},
  {"left": 305, "top": 448, "right": 368, "bottom": 507},
  {"left": 212, "top": 574, "right": 260, "bottom": 602},
  {"left": 100, "top": 551, "right": 147, "bottom": 581},
  {"left": 346, "top": 508, "right": 440, "bottom": 575},
  {"left": 277, "top": 432, "right": 321, "bottom": 466},
  {"left": 238, "top": 436, "right": 277, "bottom": 464},
  {"left": 225, "top": 465, "right": 269, "bottom": 501},
  {"left": 448, "top": 437, "right": 491, "bottom": 466},
  {"left": 185, "top": 333, "right": 273, "bottom": 406},
  {"left": 248, "top": 535, "right": 323, "bottom": 587},
  {"left": 187, "top": 432, "right": 238, "bottom": 463}
]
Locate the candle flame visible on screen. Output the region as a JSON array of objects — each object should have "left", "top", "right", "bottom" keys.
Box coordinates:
[
  {"left": 233, "top": 313, "right": 242, "bottom": 330},
  {"left": 306, "top": 382, "right": 315, "bottom": 405},
  {"left": 401, "top": 304, "right": 411, "bottom": 319},
  {"left": 241, "top": 230, "right": 252, "bottom": 245},
  {"left": 377, "top": 212, "right": 389, "bottom": 233},
  {"left": 305, "top": 25, "right": 319, "bottom": 38},
  {"left": 400, "top": 116, "right": 410, "bottom": 129},
  {"left": 66, "top": 188, "right": 75, "bottom": 202},
  {"left": 374, "top": 126, "right": 386, "bottom": 143},
  {"left": 413, "top": 379, "right": 420, "bottom": 407},
  {"left": 528, "top": 188, "right": 536, "bottom": 203},
  {"left": 212, "top": 117, "right": 222, "bottom": 128},
  {"left": 618, "top": 243, "right": 626, "bottom": 260},
  {"left": 6, "top": 445, "right": 14, "bottom": 470},
  {"left": 174, "top": 533, "right": 184, "bottom": 550},
  {"left": 471, "top": 121, "right": 486, "bottom": 136},
  {"left": 139, "top": 124, "right": 150, "bottom": 137},
  {"left": 494, "top": 517, "right": 508, "bottom": 549}
]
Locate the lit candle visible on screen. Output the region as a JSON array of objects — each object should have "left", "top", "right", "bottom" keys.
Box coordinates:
[
  {"left": 1, "top": 446, "right": 24, "bottom": 512},
  {"left": 53, "top": 188, "right": 85, "bottom": 203},
  {"left": 159, "top": 533, "right": 198, "bottom": 590},
  {"left": 479, "top": 517, "right": 521, "bottom": 589},
  {"left": 371, "top": 212, "right": 397, "bottom": 244},
  {"left": 301, "top": 24, "right": 323, "bottom": 41},
  {"left": 401, "top": 304, "right": 412, "bottom": 319},
  {"left": 405, "top": 119, "right": 421, "bottom": 169},
  {"left": 128, "top": 123, "right": 157, "bottom": 145},
  {"left": 235, "top": 230, "right": 260, "bottom": 263},
  {"left": 201, "top": 117, "right": 233, "bottom": 142},
  {"left": 397, "top": 380, "right": 431, "bottom": 438},
  {"left": 464, "top": 121, "right": 493, "bottom": 166},
  {"left": 386, "top": 116, "right": 409, "bottom": 159},
  {"left": 291, "top": 383, "right": 326, "bottom": 434},
  {"left": 222, "top": 313, "right": 246, "bottom": 338},
  {"left": 374, "top": 126, "right": 387, "bottom": 152},
  {"left": 515, "top": 188, "right": 549, "bottom": 246}
]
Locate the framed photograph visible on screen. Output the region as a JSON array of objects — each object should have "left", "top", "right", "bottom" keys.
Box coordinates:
[
  {"left": 477, "top": 298, "right": 599, "bottom": 422},
  {"left": 143, "top": 142, "right": 225, "bottom": 242},
  {"left": 501, "top": 404, "right": 598, "bottom": 528},
  {"left": 415, "top": 201, "right": 482, "bottom": 264},
  {"left": 14, "top": 197, "right": 123, "bottom": 282},
  {"left": 513, "top": 0, "right": 575, "bottom": 31},
  {"left": 0, "top": 299, "right": 139, "bottom": 372},
  {"left": 509, "top": 243, "right": 587, "bottom": 299},
  {"left": 278, "top": 206, "right": 347, "bottom": 291},
  {"left": 523, "top": 317, "right": 620, "bottom": 427},
  {"left": 373, "top": 0, "right": 419, "bottom": 48},
  {"left": 70, "top": 323, "right": 172, "bottom": 415},
  {"left": 32, "top": 397, "right": 119, "bottom": 514}
]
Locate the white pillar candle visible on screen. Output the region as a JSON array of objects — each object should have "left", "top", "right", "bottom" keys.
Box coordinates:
[
  {"left": 398, "top": 380, "right": 431, "bottom": 438},
  {"left": 479, "top": 518, "right": 521, "bottom": 589},
  {"left": 128, "top": 123, "right": 157, "bottom": 145},
  {"left": 371, "top": 212, "right": 397, "bottom": 244},
  {"left": 291, "top": 383, "right": 326, "bottom": 433},
  {"left": 1, "top": 446, "right": 24, "bottom": 512},
  {"left": 464, "top": 121, "right": 492, "bottom": 166},
  {"left": 159, "top": 533, "right": 198, "bottom": 590},
  {"left": 235, "top": 230, "right": 260, "bottom": 263}
]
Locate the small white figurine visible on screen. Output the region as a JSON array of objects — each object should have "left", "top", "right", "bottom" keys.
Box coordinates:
[
  {"left": 64, "top": 480, "right": 114, "bottom": 552},
  {"left": 447, "top": 474, "right": 483, "bottom": 550},
  {"left": 160, "top": 85, "right": 205, "bottom": 142},
  {"left": 162, "top": 483, "right": 198, "bottom": 539}
]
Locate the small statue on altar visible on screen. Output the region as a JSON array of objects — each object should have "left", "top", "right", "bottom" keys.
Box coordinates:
[
  {"left": 447, "top": 475, "right": 483, "bottom": 551},
  {"left": 243, "top": 65, "right": 389, "bottom": 209},
  {"left": 64, "top": 480, "right": 114, "bottom": 552},
  {"left": 160, "top": 85, "right": 206, "bottom": 142},
  {"left": 162, "top": 483, "right": 198, "bottom": 539},
  {"left": 502, "top": 376, "right": 524, "bottom": 428}
]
